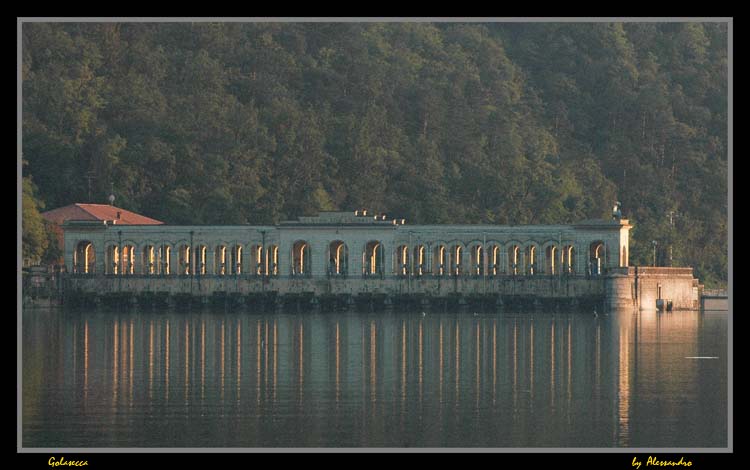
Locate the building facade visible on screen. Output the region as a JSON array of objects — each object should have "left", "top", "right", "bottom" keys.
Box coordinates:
[{"left": 60, "top": 211, "right": 699, "bottom": 311}]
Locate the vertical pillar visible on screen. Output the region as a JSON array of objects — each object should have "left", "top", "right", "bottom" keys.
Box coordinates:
[
  {"left": 501, "top": 246, "right": 507, "bottom": 275},
  {"left": 168, "top": 245, "right": 177, "bottom": 276},
  {"left": 64, "top": 238, "right": 75, "bottom": 274},
  {"left": 352, "top": 242, "right": 363, "bottom": 277},
  {"left": 425, "top": 243, "right": 432, "bottom": 275},
  {"left": 132, "top": 244, "right": 140, "bottom": 276},
  {"left": 206, "top": 246, "right": 215, "bottom": 276},
  {"left": 189, "top": 245, "right": 195, "bottom": 275},
  {"left": 278, "top": 242, "right": 289, "bottom": 277},
  {"left": 313, "top": 242, "right": 328, "bottom": 278}
]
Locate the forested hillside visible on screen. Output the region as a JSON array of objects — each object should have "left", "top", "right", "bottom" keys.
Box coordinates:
[{"left": 21, "top": 22, "right": 728, "bottom": 287}]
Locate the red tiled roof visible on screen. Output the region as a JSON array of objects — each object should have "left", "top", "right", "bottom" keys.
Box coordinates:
[{"left": 41, "top": 203, "right": 164, "bottom": 225}]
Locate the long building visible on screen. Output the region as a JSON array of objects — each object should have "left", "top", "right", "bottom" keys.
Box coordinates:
[{"left": 60, "top": 210, "right": 701, "bottom": 311}]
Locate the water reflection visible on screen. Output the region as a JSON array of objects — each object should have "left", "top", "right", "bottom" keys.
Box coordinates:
[{"left": 22, "top": 309, "right": 727, "bottom": 448}]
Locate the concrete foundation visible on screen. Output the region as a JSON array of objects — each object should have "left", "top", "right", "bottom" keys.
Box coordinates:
[{"left": 61, "top": 266, "right": 701, "bottom": 313}]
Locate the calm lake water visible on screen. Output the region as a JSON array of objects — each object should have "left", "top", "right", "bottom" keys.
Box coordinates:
[{"left": 22, "top": 307, "right": 728, "bottom": 448}]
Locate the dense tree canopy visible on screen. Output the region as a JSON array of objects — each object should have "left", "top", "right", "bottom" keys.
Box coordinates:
[
  {"left": 22, "top": 172, "right": 48, "bottom": 263},
  {"left": 21, "top": 22, "right": 728, "bottom": 287}
]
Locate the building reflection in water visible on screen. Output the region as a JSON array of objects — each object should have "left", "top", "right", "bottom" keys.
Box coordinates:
[
  {"left": 256, "top": 320, "right": 261, "bottom": 405},
  {"left": 455, "top": 320, "right": 460, "bottom": 410},
  {"left": 84, "top": 320, "right": 89, "bottom": 406},
  {"left": 235, "top": 318, "right": 240, "bottom": 405},
  {"left": 492, "top": 320, "right": 497, "bottom": 406},
  {"left": 29, "top": 305, "right": 721, "bottom": 448},
  {"left": 618, "top": 312, "right": 631, "bottom": 446},
  {"left": 273, "top": 319, "right": 278, "bottom": 404},
  {"left": 112, "top": 320, "right": 118, "bottom": 408},
  {"left": 529, "top": 320, "right": 534, "bottom": 414},
  {"left": 418, "top": 320, "right": 423, "bottom": 404}
]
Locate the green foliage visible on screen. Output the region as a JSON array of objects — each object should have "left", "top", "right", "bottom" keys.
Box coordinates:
[
  {"left": 21, "top": 22, "right": 728, "bottom": 287},
  {"left": 22, "top": 176, "right": 48, "bottom": 263}
]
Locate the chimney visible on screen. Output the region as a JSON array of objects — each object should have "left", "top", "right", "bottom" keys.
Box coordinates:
[{"left": 116, "top": 211, "right": 121, "bottom": 220}]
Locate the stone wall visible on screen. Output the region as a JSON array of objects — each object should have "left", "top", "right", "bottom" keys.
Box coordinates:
[
  {"left": 632, "top": 267, "right": 701, "bottom": 310},
  {"left": 64, "top": 274, "right": 607, "bottom": 298}
]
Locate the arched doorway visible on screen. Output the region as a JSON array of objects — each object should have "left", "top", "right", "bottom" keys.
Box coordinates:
[
  {"left": 158, "top": 245, "right": 171, "bottom": 275},
  {"left": 106, "top": 245, "right": 119, "bottom": 275},
  {"left": 433, "top": 244, "right": 446, "bottom": 276},
  {"left": 524, "top": 245, "right": 537, "bottom": 276},
  {"left": 178, "top": 244, "right": 191, "bottom": 275},
  {"left": 215, "top": 245, "right": 227, "bottom": 275},
  {"left": 292, "top": 240, "right": 310, "bottom": 276},
  {"left": 414, "top": 244, "right": 426, "bottom": 276},
  {"left": 122, "top": 244, "right": 135, "bottom": 275},
  {"left": 364, "top": 241, "right": 384, "bottom": 277},
  {"left": 194, "top": 245, "right": 207, "bottom": 275},
  {"left": 545, "top": 245, "right": 558, "bottom": 275},
  {"left": 451, "top": 244, "right": 463, "bottom": 276},
  {"left": 329, "top": 241, "right": 348, "bottom": 276},
  {"left": 590, "top": 241, "right": 604, "bottom": 275},
  {"left": 396, "top": 245, "right": 409, "bottom": 276},
  {"left": 142, "top": 245, "right": 155, "bottom": 275},
  {"left": 488, "top": 245, "right": 500, "bottom": 276},
  {"left": 562, "top": 245, "right": 575, "bottom": 274},
  {"left": 508, "top": 245, "right": 520, "bottom": 276},
  {"left": 231, "top": 245, "right": 243, "bottom": 275},
  {"left": 471, "top": 245, "right": 483, "bottom": 276},
  {"left": 74, "top": 240, "right": 95, "bottom": 274},
  {"left": 266, "top": 245, "right": 279, "bottom": 276},
  {"left": 251, "top": 244, "right": 264, "bottom": 275}
]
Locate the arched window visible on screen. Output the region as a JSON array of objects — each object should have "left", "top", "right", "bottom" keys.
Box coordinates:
[
  {"left": 545, "top": 245, "right": 558, "bottom": 275},
  {"left": 106, "top": 245, "right": 119, "bottom": 275},
  {"left": 74, "top": 240, "right": 95, "bottom": 274},
  {"left": 158, "top": 245, "right": 171, "bottom": 275},
  {"left": 451, "top": 244, "right": 463, "bottom": 276},
  {"left": 414, "top": 245, "right": 426, "bottom": 276},
  {"left": 590, "top": 241, "right": 604, "bottom": 276},
  {"left": 562, "top": 245, "right": 575, "bottom": 274},
  {"left": 508, "top": 245, "right": 520, "bottom": 276},
  {"left": 251, "top": 245, "right": 263, "bottom": 275},
  {"left": 396, "top": 245, "right": 409, "bottom": 276},
  {"left": 525, "top": 245, "right": 537, "bottom": 276},
  {"left": 231, "top": 245, "right": 243, "bottom": 275},
  {"left": 364, "top": 241, "right": 383, "bottom": 277},
  {"left": 329, "top": 241, "right": 348, "bottom": 276},
  {"left": 266, "top": 245, "right": 279, "bottom": 276},
  {"left": 292, "top": 241, "right": 310, "bottom": 276},
  {"left": 215, "top": 245, "right": 227, "bottom": 275},
  {"left": 621, "top": 245, "right": 628, "bottom": 267},
  {"left": 488, "top": 245, "right": 500, "bottom": 276},
  {"left": 471, "top": 245, "right": 483, "bottom": 276},
  {"left": 122, "top": 244, "right": 135, "bottom": 275},
  {"left": 194, "top": 245, "right": 207, "bottom": 275},
  {"left": 142, "top": 245, "right": 155, "bottom": 275},
  {"left": 178, "top": 244, "right": 191, "bottom": 275},
  {"left": 433, "top": 245, "right": 446, "bottom": 276}
]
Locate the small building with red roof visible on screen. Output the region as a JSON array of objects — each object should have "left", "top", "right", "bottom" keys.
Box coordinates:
[
  {"left": 41, "top": 203, "right": 164, "bottom": 226},
  {"left": 41, "top": 203, "right": 163, "bottom": 267}
]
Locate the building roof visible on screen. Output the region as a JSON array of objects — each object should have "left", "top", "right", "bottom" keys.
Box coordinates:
[{"left": 41, "top": 203, "right": 164, "bottom": 225}]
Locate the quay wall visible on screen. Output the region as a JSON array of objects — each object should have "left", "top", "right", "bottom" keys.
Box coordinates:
[{"left": 63, "top": 274, "right": 607, "bottom": 297}]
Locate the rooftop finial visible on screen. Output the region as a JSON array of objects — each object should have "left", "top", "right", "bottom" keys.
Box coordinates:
[
  {"left": 108, "top": 182, "right": 115, "bottom": 206},
  {"left": 612, "top": 201, "right": 622, "bottom": 220}
]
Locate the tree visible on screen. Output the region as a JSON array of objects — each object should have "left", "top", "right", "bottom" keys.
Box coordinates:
[{"left": 22, "top": 176, "right": 48, "bottom": 264}]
